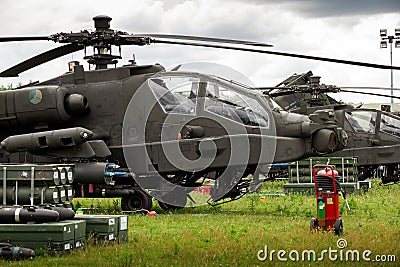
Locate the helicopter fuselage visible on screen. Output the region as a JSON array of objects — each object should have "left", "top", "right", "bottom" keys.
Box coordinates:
[{"left": 0, "top": 63, "right": 345, "bottom": 179}]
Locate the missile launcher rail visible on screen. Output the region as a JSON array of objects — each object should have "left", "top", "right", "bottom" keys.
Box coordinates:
[
  {"left": 280, "top": 157, "right": 371, "bottom": 193},
  {"left": 0, "top": 163, "right": 75, "bottom": 206}
]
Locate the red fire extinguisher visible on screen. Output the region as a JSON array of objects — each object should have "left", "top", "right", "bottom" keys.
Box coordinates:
[{"left": 310, "top": 164, "right": 349, "bottom": 235}]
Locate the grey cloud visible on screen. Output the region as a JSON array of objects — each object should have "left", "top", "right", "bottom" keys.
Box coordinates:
[
  {"left": 230, "top": 0, "right": 400, "bottom": 17},
  {"left": 0, "top": 0, "right": 396, "bottom": 93}
]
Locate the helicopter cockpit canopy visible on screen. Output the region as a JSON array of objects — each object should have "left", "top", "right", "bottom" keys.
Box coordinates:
[
  {"left": 148, "top": 73, "right": 269, "bottom": 128},
  {"left": 345, "top": 109, "right": 400, "bottom": 137},
  {"left": 149, "top": 76, "right": 199, "bottom": 115},
  {"left": 345, "top": 110, "right": 377, "bottom": 134},
  {"left": 380, "top": 113, "right": 400, "bottom": 136}
]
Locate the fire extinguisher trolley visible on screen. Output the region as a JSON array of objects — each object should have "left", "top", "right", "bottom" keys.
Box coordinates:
[{"left": 310, "top": 164, "right": 344, "bottom": 235}]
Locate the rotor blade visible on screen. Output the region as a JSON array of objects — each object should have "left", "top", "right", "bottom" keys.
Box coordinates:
[
  {"left": 170, "top": 64, "right": 182, "bottom": 71},
  {"left": 123, "top": 34, "right": 273, "bottom": 47},
  {"left": 253, "top": 87, "right": 296, "bottom": 97},
  {"left": 0, "top": 43, "right": 83, "bottom": 77},
  {"left": 0, "top": 36, "right": 50, "bottom": 42},
  {"left": 268, "top": 90, "right": 297, "bottom": 97},
  {"left": 340, "top": 89, "right": 400, "bottom": 100},
  {"left": 267, "top": 87, "right": 400, "bottom": 98},
  {"left": 341, "top": 86, "right": 400, "bottom": 92},
  {"left": 152, "top": 39, "right": 400, "bottom": 70},
  {"left": 253, "top": 86, "right": 290, "bottom": 91}
]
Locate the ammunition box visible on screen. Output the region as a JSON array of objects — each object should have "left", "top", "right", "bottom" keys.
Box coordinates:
[
  {"left": 74, "top": 214, "right": 128, "bottom": 244},
  {"left": 105, "top": 215, "right": 129, "bottom": 243},
  {"left": 63, "top": 220, "right": 86, "bottom": 250},
  {"left": 0, "top": 220, "right": 86, "bottom": 255}
]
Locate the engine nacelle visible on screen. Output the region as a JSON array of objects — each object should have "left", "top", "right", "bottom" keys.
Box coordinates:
[
  {"left": 65, "top": 93, "right": 89, "bottom": 115},
  {"left": 0, "top": 86, "right": 88, "bottom": 128},
  {"left": 312, "top": 129, "right": 337, "bottom": 153}
]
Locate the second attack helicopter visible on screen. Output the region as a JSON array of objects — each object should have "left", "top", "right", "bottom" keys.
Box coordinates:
[
  {"left": 265, "top": 71, "right": 400, "bottom": 183},
  {"left": 2, "top": 15, "right": 392, "bottom": 209}
]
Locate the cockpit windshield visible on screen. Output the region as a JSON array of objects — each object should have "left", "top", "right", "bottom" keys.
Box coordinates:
[
  {"left": 345, "top": 110, "right": 400, "bottom": 137},
  {"left": 148, "top": 73, "right": 269, "bottom": 127},
  {"left": 148, "top": 76, "right": 199, "bottom": 115},
  {"left": 380, "top": 114, "right": 400, "bottom": 136},
  {"left": 204, "top": 81, "right": 268, "bottom": 127},
  {"left": 345, "top": 111, "right": 376, "bottom": 133}
]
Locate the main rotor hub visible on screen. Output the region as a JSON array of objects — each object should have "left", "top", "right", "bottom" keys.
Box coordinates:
[
  {"left": 310, "top": 76, "right": 321, "bottom": 87},
  {"left": 93, "top": 15, "right": 112, "bottom": 31},
  {"left": 85, "top": 15, "right": 122, "bottom": 69}
]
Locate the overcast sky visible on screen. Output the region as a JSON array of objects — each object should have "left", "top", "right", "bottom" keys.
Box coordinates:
[{"left": 0, "top": 0, "right": 399, "bottom": 103}]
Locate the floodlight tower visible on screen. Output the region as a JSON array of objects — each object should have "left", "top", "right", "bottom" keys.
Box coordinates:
[{"left": 380, "top": 28, "right": 400, "bottom": 112}]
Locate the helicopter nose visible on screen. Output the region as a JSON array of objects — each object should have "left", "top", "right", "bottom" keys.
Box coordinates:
[{"left": 312, "top": 129, "right": 337, "bottom": 153}]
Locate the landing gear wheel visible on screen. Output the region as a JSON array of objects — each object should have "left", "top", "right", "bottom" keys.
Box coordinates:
[
  {"left": 121, "top": 190, "right": 152, "bottom": 211},
  {"left": 334, "top": 218, "right": 343, "bottom": 236},
  {"left": 310, "top": 218, "right": 318, "bottom": 231}
]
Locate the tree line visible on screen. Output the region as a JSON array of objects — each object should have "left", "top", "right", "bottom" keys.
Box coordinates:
[{"left": 0, "top": 83, "right": 22, "bottom": 91}]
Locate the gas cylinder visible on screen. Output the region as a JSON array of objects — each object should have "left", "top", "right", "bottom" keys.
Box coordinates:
[{"left": 317, "top": 195, "right": 325, "bottom": 227}]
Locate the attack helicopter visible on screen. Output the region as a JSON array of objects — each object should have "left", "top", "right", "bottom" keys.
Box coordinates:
[
  {"left": 1, "top": 15, "right": 393, "bottom": 210},
  {"left": 265, "top": 71, "right": 400, "bottom": 183}
]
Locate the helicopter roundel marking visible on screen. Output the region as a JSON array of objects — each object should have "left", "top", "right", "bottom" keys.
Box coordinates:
[{"left": 28, "top": 89, "right": 43, "bottom": 105}]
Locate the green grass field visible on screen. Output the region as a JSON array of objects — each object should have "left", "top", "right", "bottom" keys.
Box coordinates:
[{"left": 2, "top": 180, "right": 399, "bottom": 266}]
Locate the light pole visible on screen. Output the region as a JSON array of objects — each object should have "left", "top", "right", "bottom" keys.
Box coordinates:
[{"left": 380, "top": 28, "right": 400, "bottom": 112}]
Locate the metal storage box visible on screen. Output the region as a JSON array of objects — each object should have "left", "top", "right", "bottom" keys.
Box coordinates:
[
  {"left": 74, "top": 214, "right": 128, "bottom": 243},
  {"left": 0, "top": 220, "right": 86, "bottom": 254},
  {"left": 105, "top": 214, "right": 129, "bottom": 243},
  {"left": 63, "top": 220, "right": 86, "bottom": 250}
]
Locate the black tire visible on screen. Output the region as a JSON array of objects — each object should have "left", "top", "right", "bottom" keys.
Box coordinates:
[
  {"left": 310, "top": 218, "right": 318, "bottom": 231},
  {"left": 334, "top": 219, "right": 343, "bottom": 236},
  {"left": 121, "top": 189, "right": 152, "bottom": 211}
]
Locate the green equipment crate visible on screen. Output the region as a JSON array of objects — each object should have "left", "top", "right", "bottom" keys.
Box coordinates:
[
  {"left": 106, "top": 214, "right": 129, "bottom": 243},
  {"left": 0, "top": 220, "right": 86, "bottom": 255},
  {"left": 63, "top": 220, "right": 86, "bottom": 250},
  {"left": 74, "top": 214, "right": 128, "bottom": 244}
]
